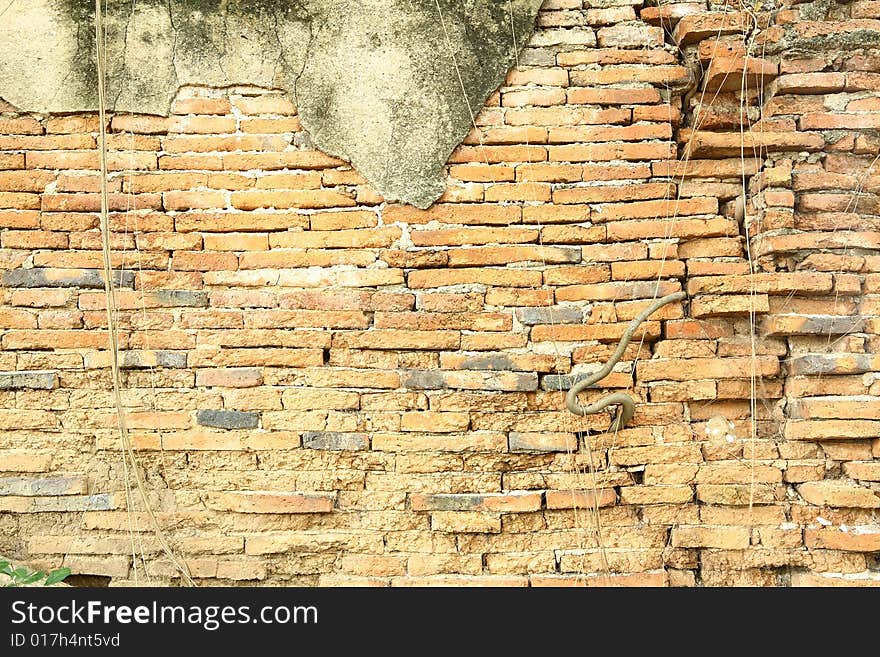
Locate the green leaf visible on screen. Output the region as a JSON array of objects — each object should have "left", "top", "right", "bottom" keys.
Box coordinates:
[
  {"left": 18, "top": 572, "right": 44, "bottom": 585},
  {"left": 12, "top": 567, "right": 29, "bottom": 580},
  {"left": 45, "top": 568, "right": 71, "bottom": 586}
]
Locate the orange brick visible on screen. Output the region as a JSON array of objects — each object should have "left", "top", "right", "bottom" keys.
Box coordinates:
[
  {"left": 409, "top": 268, "right": 542, "bottom": 289},
  {"left": 0, "top": 153, "right": 25, "bottom": 170},
  {"left": 240, "top": 117, "right": 302, "bottom": 133},
  {"left": 168, "top": 116, "right": 237, "bottom": 134},
  {"left": 301, "top": 210, "right": 374, "bottom": 231},
  {"left": 1, "top": 230, "right": 68, "bottom": 249},
  {"left": 162, "top": 135, "right": 289, "bottom": 153},
  {"left": 206, "top": 492, "right": 333, "bottom": 513},
  {"left": 0, "top": 170, "right": 54, "bottom": 192},
  {"left": 401, "top": 412, "right": 470, "bottom": 433},
  {"left": 447, "top": 164, "right": 513, "bottom": 182},
  {"left": 208, "top": 173, "right": 256, "bottom": 189},
  {"left": 111, "top": 114, "right": 170, "bottom": 134},
  {"left": 231, "top": 189, "right": 356, "bottom": 210},
  {"left": 0, "top": 192, "right": 39, "bottom": 209},
  {"left": 45, "top": 115, "right": 101, "bottom": 133},
  {"left": 448, "top": 145, "right": 547, "bottom": 164},
  {"left": 484, "top": 182, "right": 552, "bottom": 202},
  {"left": 548, "top": 142, "right": 676, "bottom": 162},
  {"left": 548, "top": 123, "right": 671, "bottom": 144},
  {"left": 566, "top": 87, "right": 661, "bottom": 105},
  {"left": 502, "top": 88, "right": 566, "bottom": 107},
  {"left": 505, "top": 106, "right": 630, "bottom": 126},
  {"left": 0, "top": 117, "right": 43, "bottom": 135},
  {"left": 172, "top": 251, "right": 239, "bottom": 271},
  {"left": 255, "top": 172, "right": 322, "bottom": 189},
  {"left": 163, "top": 190, "right": 228, "bottom": 210},
  {"left": 171, "top": 97, "right": 233, "bottom": 115},
  {"left": 383, "top": 204, "right": 521, "bottom": 226},
  {"left": 222, "top": 151, "right": 343, "bottom": 170},
  {"left": 233, "top": 95, "right": 298, "bottom": 115}
]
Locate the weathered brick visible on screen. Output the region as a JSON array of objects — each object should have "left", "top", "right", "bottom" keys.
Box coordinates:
[
  {"left": 797, "top": 482, "right": 880, "bottom": 508},
  {"left": 302, "top": 432, "right": 369, "bottom": 451},
  {"left": 206, "top": 492, "right": 335, "bottom": 514},
  {"left": 544, "top": 489, "right": 617, "bottom": 510},
  {"left": 2, "top": 268, "right": 135, "bottom": 289},
  {"left": 411, "top": 492, "right": 540, "bottom": 513},
  {"left": 509, "top": 431, "right": 577, "bottom": 453},
  {"left": 0, "top": 477, "right": 87, "bottom": 496},
  {"left": 0, "top": 370, "right": 58, "bottom": 390},
  {"left": 401, "top": 369, "right": 538, "bottom": 392},
  {"left": 195, "top": 368, "right": 263, "bottom": 388},
  {"left": 671, "top": 526, "right": 750, "bottom": 549}
]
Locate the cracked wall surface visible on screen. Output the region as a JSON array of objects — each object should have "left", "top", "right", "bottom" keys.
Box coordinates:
[{"left": 0, "top": 0, "right": 542, "bottom": 207}]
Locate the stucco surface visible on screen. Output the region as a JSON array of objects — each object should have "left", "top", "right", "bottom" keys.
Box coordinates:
[{"left": 0, "top": 0, "right": 542, "bottom": 207}]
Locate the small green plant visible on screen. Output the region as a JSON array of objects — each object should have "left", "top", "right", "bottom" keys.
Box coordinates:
[{"left": 0, "top": 558, "right": 71, "bottom": 587}]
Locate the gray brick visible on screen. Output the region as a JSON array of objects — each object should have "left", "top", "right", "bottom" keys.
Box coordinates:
[
  {"left": 542, "top": 373, "right": 601, "bottom": 391},
  {"left": 413, "top": 494, "right": 482, "bottom": 512},
  {"left": 402, "top": 369, "right": 537, "bottom": 392},
  {"left": 516, "top": 306, "right": 584, "bottom": 326},
  {"left": 763, "top": 315, "right": 864, "bottom": 336},
  {"left": 518, "top": 48, "right": 557, "bottom": 67},
  {"left": 302, "top": 432, "right": 369, "bottom": 451},
  {"left": 0, "top": 476, "right": 87, "bottom": 496},
  {"left": 452, "top": 354, "right": 520, "bottom": 371},
  {"left": 2, "top": 268, "right": 134, "bottom": 289},
  {"left": 400, "top": 369, "right": 448, "bottom": 390},
  {"left": 0, "top": 370, "right": 58, "bottom": 390},
  {"left": 155, "top": 351, "right": 188, "bottom": 368},
  {"left": 788, "top": 353, "right": 873, "bottom": 376},
  {"left": 486, "top": 372, "right": 537, "bottom": 392},
  {"left": 118, "top": 351, "right": 187, "bottom": 369},
  {"left": 529, "top": 28, "right": 597, "bottom": 48},
  {"left": 25, "top": 494, "right": 113, "bottom": 512},
  {"left": 151, "top": 290, "right": 209, "bottom": 307},
  {"left": 196, "top": 409, "right": 260, "bottom": 430}
]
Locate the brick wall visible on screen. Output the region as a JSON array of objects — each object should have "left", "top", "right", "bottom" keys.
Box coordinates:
[{"left": 1, "top": 0, "right": 879, "bottom": 586}]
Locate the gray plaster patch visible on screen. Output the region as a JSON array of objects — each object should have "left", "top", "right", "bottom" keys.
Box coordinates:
[{"left": 0, "top": 0, "right": 542, "bottom": 208}]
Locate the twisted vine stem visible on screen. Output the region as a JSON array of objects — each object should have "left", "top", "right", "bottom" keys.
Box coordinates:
[{"left": 565, "top": 291, "right": 687, "bottom": 432}]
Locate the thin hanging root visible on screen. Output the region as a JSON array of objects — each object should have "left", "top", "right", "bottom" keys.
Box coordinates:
[
  {"left": 94, "top": 0, "right": 194, "bottom": 586},
  {"left": 565, "top": 291, "right": 687, "bottom": 431}
]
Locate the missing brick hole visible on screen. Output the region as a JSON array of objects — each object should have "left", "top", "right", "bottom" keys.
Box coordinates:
[
  {"left": 775, "top": 568, "right": 792, "bottom": 587},
  {"left": 63, "top": 574, "right": 112, "bottom": 587}
]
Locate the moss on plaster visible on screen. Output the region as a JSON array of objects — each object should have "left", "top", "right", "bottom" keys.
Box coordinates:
[{"left": 0, "top": 0, "right": 542, "bottom": 208}]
